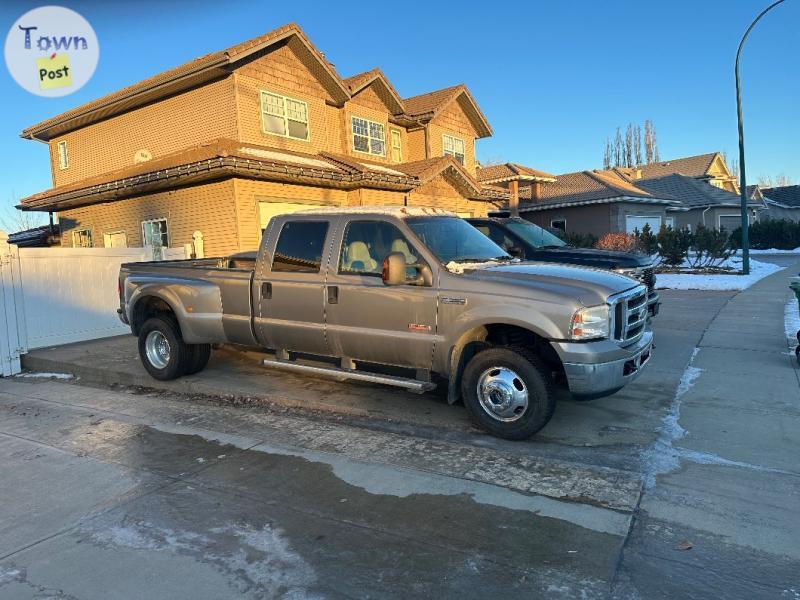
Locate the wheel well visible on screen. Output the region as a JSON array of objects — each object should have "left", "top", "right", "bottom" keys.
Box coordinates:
[
  {"left": 448, "top": 323, "right": 566, "bottom": 404},
  {"left": 131, "top": 296, "right": 176, "bottom": 336}
]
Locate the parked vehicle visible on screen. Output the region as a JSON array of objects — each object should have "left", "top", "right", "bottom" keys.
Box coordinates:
[
  {"left": 467, "top": 213, "right": 660, "bottom": 316},
  {"left": 118, "top": 207, "right": 653, "bottom": 440}
]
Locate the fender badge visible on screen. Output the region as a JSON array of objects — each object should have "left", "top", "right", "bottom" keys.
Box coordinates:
[
  {"left": 408, "top": 323, "right": 431, "bottom": 332},
  {"left": 442, "top": 297, "right": 467, "bottom": 305}
]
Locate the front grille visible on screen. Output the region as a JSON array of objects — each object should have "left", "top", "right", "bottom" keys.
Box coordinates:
[{"left": 613, "top": 286, "right": 648, "bottom": 343}]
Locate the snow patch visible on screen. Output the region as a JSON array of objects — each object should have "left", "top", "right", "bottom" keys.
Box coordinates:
[
  {"left": 15, "top": 371, "right": 73, "bottom": 380},
  {"left": 785, "top": 296, "right": 800, "bottom": 351},
  {"left": 656, "top": 257, "right": 784, "bottom": 291}
]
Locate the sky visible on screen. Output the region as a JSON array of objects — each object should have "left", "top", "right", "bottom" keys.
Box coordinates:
[{"left": 1, "top": 0, "right": 798, "bottom": 228}]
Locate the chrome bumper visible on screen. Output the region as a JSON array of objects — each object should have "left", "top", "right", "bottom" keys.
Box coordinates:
[{"left": 556, "top": 331, "right": 653, "bottom": 398}]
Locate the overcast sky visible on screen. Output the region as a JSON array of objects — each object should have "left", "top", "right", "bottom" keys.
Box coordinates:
[{"left": 1, "top": 0, "right": 797, "bottom": 227}]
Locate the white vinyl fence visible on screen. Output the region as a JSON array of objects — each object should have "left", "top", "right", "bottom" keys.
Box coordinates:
[{"left": 0, "top": 232, "right": 186, "bottom": 375}]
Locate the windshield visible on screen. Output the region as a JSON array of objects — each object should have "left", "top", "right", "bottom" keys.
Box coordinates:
[
  {"left": 406, "top": 217, "right": 511, "bottom": 263},
  {"left": 506, "top": 220, "right": 566, "bottom": 248}
]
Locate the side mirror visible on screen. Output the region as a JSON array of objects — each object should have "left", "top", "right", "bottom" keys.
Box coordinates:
[
  {"left": 382, "top": 252, "right": 407, "bottom": 286},
  {"left": 382, "top": 253, "right": 433, "bottom": 287}
]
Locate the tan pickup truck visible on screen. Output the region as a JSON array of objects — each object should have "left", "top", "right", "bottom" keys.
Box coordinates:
[{"left": 118, "top": 207, "right": 653, "bottom": 439}]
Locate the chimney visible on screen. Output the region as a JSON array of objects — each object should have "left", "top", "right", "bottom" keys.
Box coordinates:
[{"left": 531, "top": 181, "right": 542, "bottom": 201}]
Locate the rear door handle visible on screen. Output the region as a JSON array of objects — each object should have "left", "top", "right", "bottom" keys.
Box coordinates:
[
  {"left": 327, "top": 285, "right": 338, "bottom": 304},
  {"left": 261, "top": 282, "right": 272, "bottom": 299}
]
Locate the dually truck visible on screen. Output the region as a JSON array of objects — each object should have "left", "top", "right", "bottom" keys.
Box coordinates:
[{"left": 118, "top": 207, "right": 653, "bottom": 440}]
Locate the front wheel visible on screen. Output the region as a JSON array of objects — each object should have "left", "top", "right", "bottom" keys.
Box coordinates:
[
  {"left": 461, "top": 347, "right": 556, "bottom": 440},
  {"left": 138, "top": 316, "right": 190, "bottom": 380}
]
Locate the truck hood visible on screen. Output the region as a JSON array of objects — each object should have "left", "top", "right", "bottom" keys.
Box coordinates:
[
  {"left": 458, "top": 262, "right": 640, "bottom": 305},
  {"left": 537, "top": 247, "right": 652, "bottom": 269}
]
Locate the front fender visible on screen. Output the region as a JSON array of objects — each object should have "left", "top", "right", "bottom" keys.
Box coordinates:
[{"left": 126, "top": 276, "right": 226, "bottom": 344}]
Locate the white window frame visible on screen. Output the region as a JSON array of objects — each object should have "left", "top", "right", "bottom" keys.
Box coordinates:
[
  {"left": 260, "top": 90, "right": 310, "bottom": 141},
  {"left": 442, "top": 134, "right": 466, "bottom": 164},
  {"left": 71, "top": 228, "right": 92, "bottom": 248},
  {"left": 351, "top": 116, "right": 386, "bottom": 157},
  {"left": 103, "top": 230, "right": 128, "bottom": 248},
  {"left": 390, "top": 128, "right": 402, "bottom": 162},
  {"left": 57, "top": 140, "right": 69, "bottom": 170},
  {"left": 141, "top": 218, "right": 169, "bottom": 248},
  {"left": 550, "top": 219, "right": 566, "bottom": 232}
]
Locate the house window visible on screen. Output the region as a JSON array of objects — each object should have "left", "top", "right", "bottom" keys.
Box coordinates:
[
  {"left": 72, "top": 228, "right": 92, "bottom": 248},
  {"left": 550, "top": 219, "right": 566, "bottom": 232},
  {"left": 665, "top": 216, "right": 675, "bottom": 229},
  {"left": 142, "top": 219, "right": 169, "bottom": 248},
  {"left": 57, "top": 140, "right": 69, "bottom": 170},
  {"left": 352, "top": 117, "right": 385, "bottom": 156},
  {"left": 103, "top": 231, "right": 128, "bottom": 248},
  {"left": 390, "top": 129, "right": 402, "bottom": 162},
  {"left": 260, "top": 91, "right": 310, "bottom": 141},
  {"left": 719, "top": 215, "right": 743, "bottom": 231},
  {"left": 625, "top": 215, "right": 662, "bottom": 234},
  {"left": 443, "top": 134, "right": 465, "bottom": 164}
]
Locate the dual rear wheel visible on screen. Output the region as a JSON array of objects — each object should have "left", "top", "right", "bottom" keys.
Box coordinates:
[{"left": 138, "top": 316, "right": 211, "bottom": 380}]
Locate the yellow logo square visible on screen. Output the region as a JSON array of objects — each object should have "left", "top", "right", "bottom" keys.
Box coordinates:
[{"left": 36, "top": 53, "right": 72, "bottom": 90}]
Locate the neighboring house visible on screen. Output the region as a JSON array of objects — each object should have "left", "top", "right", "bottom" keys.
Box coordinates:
[
  {"left": 513, "top": 169, "right": 678, "bottom": 236},
  {"left": 632, "top": 173, "right": 762, "bottom": 232},
  {"left": 633, "top": 152, "right": 739, "bottom": 193},
  {"left": 760, "top": 185, "right": 800, "bottom": 222},
  {"left": 18, "top": 23, "right": 504, "bottom": 255},
  {"left": 7, "top": 224, "right": 61, "bottom": 248}
]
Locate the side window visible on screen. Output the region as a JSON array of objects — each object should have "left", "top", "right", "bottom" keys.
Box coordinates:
[
  {"left": 339, "top": 221, "right": 418, "bottom": 276},
  {"left": 483, "top": 223, "right": 517, "bottom": 251},
  {"left": 550, "top": 219, "right": 566, "bottom": 232},
  {"left": 272, "top": 221, "right": 329, "bottom": 273}
]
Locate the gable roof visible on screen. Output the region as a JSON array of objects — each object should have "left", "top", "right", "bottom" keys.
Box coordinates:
[
  {"left": 636, "top": 173, "right": 756, "bottom": 209},
  {"left": 393, "top": 156, "right": 484, "bottom": 199},
  {"left": 403, "top": 84, "right": 493, "bottom": 138},
  {"left": 343, "top": 68, "right": 405, "bottom": 115},
  {"left": 636, "top": 152, "right": 723, "bottom": 180},
  {"left": 517, "top": 169, "right": 676, "bottom": 212},
  {"left": 22, "top": 23, "right": 351, "bottom": 141},
  {"left": 477, "top": 163, "right": 556, "bottom": 184},
  {"left": 762, "top": 184, "right": 800, "bottom": 208}
]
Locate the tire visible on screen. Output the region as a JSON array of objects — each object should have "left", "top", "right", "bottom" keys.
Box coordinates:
[
  {"left": 138, "top": 316, "right": 190, "bottom": 380},
  {"left": 461, "top": 346, "right": 556, "bottom": 440},
  {"left": 184, "top": 344, "right": 211, "bottom": 375}
]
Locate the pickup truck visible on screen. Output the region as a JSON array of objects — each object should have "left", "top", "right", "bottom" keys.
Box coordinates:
[
  {"left": 467, "top": 213, "right": 660, "bottom": 316},
  {"left": 118, "top": 207, "right": 653, "bottom": 440}
]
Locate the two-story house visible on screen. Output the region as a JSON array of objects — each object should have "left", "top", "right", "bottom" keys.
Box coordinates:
[{"left": 19, "top": 23, "right": 515, "bottom": 256}]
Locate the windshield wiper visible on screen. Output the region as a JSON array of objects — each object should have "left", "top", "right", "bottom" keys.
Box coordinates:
[{"left": 452, "top": 256, "right": 510, "bottom": 263}]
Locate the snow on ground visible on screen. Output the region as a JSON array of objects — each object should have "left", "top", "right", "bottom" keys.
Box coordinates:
[
  {"left": 747, "top": 248, "right": 800, "bottom": 255},
  {"left": 656, "top": 256, "right": 784, "bottom": 291},
  {"left": 785, "top": 295, "right": 800, "bottom": 351},
  {"left": 15, "top": 371, "right": 73, "bottom": 380}
]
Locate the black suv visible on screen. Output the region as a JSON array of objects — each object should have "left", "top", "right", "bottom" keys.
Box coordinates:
[{"left": 467, "top": 213, "right": 660, "bottom": 316}]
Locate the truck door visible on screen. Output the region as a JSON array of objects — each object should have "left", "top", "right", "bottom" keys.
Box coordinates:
[
  {"left": 324, "top": 219, "right": 438, "bottom": 369},
  {"left": 254, "top": 217, "right": 332, "bottom": 356}
]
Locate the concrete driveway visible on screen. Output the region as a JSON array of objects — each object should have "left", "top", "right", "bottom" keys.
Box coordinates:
[{"left": 1, "top": 259, "right": 799, "bottom": 599}]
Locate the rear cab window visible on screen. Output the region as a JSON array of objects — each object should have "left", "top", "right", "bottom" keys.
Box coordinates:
[{"left": 271, "top": 220, "right": 329, "bottom": 273}]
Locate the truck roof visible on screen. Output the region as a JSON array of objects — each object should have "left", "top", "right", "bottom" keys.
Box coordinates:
[{"left": 294, "top": 206, "right": 456, "bottom": 218}]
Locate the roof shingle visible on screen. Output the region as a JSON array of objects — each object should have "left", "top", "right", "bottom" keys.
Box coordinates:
[{"left": 762, "top": 184, "right": 800, "bottom": 208}]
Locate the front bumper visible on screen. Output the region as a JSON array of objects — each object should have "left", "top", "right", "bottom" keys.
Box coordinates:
[
  {"left": 647, "top": 292, "right": 660, "bottom": 316},
  {"left": 553, "top": 330, "right": 653, "bottom": 398}
]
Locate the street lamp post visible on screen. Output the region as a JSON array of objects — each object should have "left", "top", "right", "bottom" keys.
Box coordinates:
[{"left": 735, "top": 0, "right": 787, "bottom": 275}]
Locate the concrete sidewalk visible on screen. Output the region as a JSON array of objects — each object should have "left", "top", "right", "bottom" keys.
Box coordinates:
[{"left": 614, "top": 260, "right": 800, "bottom": 599}]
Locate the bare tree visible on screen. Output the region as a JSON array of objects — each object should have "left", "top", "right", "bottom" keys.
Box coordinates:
[
  {"left": 651, "top": 123, "right": 660, "bottom": 163},
  {"left": 477, "top": 156, "right": 507, "bottom": 168},
  {"left": 634, "top": 124, "right": 643, "bottom": 166},
  {"left": 644, "top": 120, "right": 656, "bottom": 164},
  {"left": 624, "top": 123, "right": 634, "bottom": 168},
  {"left": 758, "top": 173, "right": 795, "bottom": 187},
  {"left": 1, "top": 194, "right": 47, "bottom": 234},
  {"left": 603, "top": 138, "right": 612, "bottom": 170},
  {"left": 614, "top": 127, "right": 623, "bottom": 167}
]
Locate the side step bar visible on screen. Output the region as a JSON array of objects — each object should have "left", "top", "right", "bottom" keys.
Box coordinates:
[{"left": 262, "top": 358, "right": 436, "bottom": 394}]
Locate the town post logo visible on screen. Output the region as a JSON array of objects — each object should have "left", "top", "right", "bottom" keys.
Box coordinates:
[{"left": 4, "top": 6, "right": 99, "bottom": 97}]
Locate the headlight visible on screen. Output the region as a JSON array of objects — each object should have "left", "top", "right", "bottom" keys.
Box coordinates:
[
  {"left": 570, "top": 305, "right": 610, "bottom": 340},
  {"left": 615, "top": 267, "right": 638, "bottom": 278}
]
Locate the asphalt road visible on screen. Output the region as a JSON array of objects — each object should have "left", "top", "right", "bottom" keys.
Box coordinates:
[{"left": 1, "top": 259, "right": 798, "bottom": 599}]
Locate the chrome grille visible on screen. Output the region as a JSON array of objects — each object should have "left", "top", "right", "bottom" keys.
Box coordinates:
[{"left": 611, "top": 285, "right": 648, "bottom": 344}]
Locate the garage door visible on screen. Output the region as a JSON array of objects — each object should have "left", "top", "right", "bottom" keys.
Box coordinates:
[
  {"left": 625, "top": 215, "right": 662, "bottom": 234},
  {"left": 258, "top": 202, "right": 326, "bottom": 231}
]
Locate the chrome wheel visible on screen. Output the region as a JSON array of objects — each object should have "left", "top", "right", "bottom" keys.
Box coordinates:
[
  {"left": 476, "top": 367, "right": 529, "bottom": 422},
  {"left": 145, "top": 330, "right": 171, "bottom": 369}
]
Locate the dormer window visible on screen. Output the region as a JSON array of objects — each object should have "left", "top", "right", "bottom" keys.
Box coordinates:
[
  {"left": 352, "top": 117, "right": 385, "bottom": 156},
  {"left": 443, "top": 134, "right": 465, "bottom": 165},
  {"left": 260, "top": 91, "right": 310, "bottom": 141}
]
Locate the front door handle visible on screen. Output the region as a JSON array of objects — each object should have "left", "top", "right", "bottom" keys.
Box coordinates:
[
  {"left": 261, "top": 282, "right": 272, "bottom": 299},
  {"left": 327, "top": 285, "right": 338, "bottom": 304}
]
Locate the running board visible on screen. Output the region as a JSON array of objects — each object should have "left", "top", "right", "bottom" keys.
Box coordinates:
[{"left": 262, "top": 358, "right": 436, "bottom": 394}]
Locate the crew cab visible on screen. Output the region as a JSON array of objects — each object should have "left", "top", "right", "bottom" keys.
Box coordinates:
[
  {"left": 467, "top": 213, "right": 660, "bottom": 316},
  {"left": 118, "top": 207, "right": 653, "bottom": 440}
]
